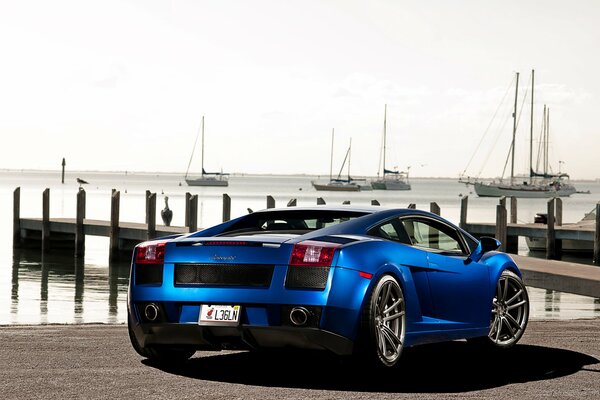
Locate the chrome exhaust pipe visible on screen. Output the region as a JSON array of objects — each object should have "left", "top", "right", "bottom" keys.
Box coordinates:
[
  {"left": 144, "top": 303, "right": 159, "bottom": 322},
  {"left": 290, "top": 307, "right": 309, "bottom": 326}
]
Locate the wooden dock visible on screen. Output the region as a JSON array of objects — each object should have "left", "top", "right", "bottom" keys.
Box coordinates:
[{"left": 11, "top": 187, "right": 600, "bottom": 298}]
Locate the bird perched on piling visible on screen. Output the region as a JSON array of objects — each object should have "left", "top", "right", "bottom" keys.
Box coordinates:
[
  {"left": 161, "top": 196, "right": 173, "bottom": 226},
  {"left": 76, "top": 178, "right": 89, "bottom": 187}
]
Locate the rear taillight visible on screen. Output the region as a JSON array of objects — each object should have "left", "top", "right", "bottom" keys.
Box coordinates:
[
  {"left": 136, "top": 241, "right": 166, "bottom": 264},
  {"left": 289, "top": 241, "right": 341, "bottom": 267}
]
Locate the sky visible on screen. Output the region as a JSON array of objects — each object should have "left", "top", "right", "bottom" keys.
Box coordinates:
[{"left": 1, "top": 0, "right": 599, "bottom": 179}]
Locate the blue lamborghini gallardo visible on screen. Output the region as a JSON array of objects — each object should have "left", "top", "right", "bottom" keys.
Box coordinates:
[{"left": 127, "top": 206, "right": 529, "bottom": 367}]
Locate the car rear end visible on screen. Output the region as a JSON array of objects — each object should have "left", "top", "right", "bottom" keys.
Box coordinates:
[{"left": 127, "top": 235, "right": 374, "bottom": 356}]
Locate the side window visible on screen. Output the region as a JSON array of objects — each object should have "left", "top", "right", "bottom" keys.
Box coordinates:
[
  {"left": 367, "top": 219, "right": 411, "bottom": 244},
  {"left": 401, "top": 218, "right": 466, "bottom": 254}
]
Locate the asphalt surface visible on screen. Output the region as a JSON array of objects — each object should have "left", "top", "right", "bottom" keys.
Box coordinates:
[{"left": 1, "top": 320, "right": 598, "bottom": 399}]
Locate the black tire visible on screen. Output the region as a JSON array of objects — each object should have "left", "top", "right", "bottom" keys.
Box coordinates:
[
  {"left": 471, "top": 269, "right": 529, "bottom": 349},
  {"left": 358, "top": 274, "right": 406, "bottom": 368},
  {"left": 127, "top": 316, "right": 195, "bottom": 362}
]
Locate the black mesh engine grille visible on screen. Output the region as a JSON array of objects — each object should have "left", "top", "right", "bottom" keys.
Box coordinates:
[
  {"left": 135, "top": 264, "right": 164, "bottom": 285},
  {"left": 285, "top": 266, "right": 330, "bottom": 290},
  {"left": 174, "top": 264, "right": 275, "bottom": 287}
]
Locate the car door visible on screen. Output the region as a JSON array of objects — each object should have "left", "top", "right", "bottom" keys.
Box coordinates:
[{"left": 399, "top": 216, "right": 491, "bottom": 330}]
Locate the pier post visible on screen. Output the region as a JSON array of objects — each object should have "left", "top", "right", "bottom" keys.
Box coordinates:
[
  {"left": 317, "top": 197, "right": 326, "bottom": 205},
  {"left": 42, "top": 188, "right": 50, "bottom": 253},
  {"left": 61, "top": 158, "right": 65, "bottom": 184},
  {"left": 371, "top": 200, "right": 380, "bottom": 206},
  {"left": 145, "top": 190, "right": 151, "bottom": 223},
  {"left": 594, "top": 203, "right": 600, "bottom": 264},
  {"left": 510, "top": 197, "right": 517, "bottom": 224},
  {"left": 223, "top": 194, "right": 231, "bottom": 222},
  {"left": 13, "top": 187, "right": 20, "bottom": 248},
  {"left": 408, "top": 203, "right": 416, "bottom": 209},
  {"left": 555, "top": 198, "right": 563, "bottom": 257},
  {"left": 546, "top": 198, "right": 556, "bottom": 260},
  {"left": 459, "top": 196, "right": 468, "bottom": 230},
  {"left": 430, "top": 202, "right": 440, "bottom": 216},
  {"left": 147, "top": 192, "right": 156, "bottom": 240},
  {"left": 495, "top": 204, "right": 507, "bottom": 252},
  {"left": 184, "top": 192, "right": 191, "bottom": 227},
  {"left": 266, "top": 195, "right": 275, "bottom": 209},
  {"left": 287, "top": 198, "right": 297, "bottom": 207},
  {"left": 189, "top": 195, "right": 198, "bottom": 232},
  {"left": 506, "top": 197, "right": 519, "bottom": 254},
  {"left": 75, "top": 188, "right": 86, "bottom": 257},
  {"left": 109, "top": 190, "right": 120, "bottom": 261}
]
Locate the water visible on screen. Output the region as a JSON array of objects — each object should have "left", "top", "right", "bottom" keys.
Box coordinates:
[{"left": 1, "top": 170, "right": 599, "bottom": 324}]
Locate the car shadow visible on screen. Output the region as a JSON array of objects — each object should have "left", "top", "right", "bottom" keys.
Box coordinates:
[{"left": 142, "top": 342, "right": 598, "bottom": 393}]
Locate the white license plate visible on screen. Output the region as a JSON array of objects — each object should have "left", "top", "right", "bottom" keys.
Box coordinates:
[{"left": 199, "top": 304, "right": 241, "bottom": 325}]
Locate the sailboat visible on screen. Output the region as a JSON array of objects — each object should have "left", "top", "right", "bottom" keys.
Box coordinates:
[
  {"left": 371, "top": 104, "right": 411, "bottom": 190},
  {"left": 461, "top": 70, "right": 575, "bottom": 198},
  {"left": 312, "top": 130, "right": 361, "bottom": 192},
  {"left": 185, "top": 116, "right": 229, "bottom": 187}
]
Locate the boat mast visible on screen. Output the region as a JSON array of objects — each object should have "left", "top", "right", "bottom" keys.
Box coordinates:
[
  {"left": 529, "top": 70, "right": 534, "bottom": 181},
  {"left": 201, "top": 116, "right": 205, "bottom": 177},
  {"left": 329, "top": 128, "right": 335, "bottom": 181},
  {"left": 510, "top": 72, "right": 519, "bottom": 185},
  {"left": 348, "top": 138, "right": 352, "bottom": 181},
  {"left": 545, "top": 107, "right": 550, "bottom": 175},
  {"left": 383, "top": 104, "right": 387, "bottom": 178}
]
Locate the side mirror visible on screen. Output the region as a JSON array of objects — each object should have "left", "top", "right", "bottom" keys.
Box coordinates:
[{"left": 465, "top": 236, "right": 501, "bottom": 264}]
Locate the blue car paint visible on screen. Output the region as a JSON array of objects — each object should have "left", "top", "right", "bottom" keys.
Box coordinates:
[{"left": 128, "top": 206, "right": 524, "bottom": 353}]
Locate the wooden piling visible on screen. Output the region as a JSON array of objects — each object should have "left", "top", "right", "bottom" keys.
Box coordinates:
[
  {"left": 459, "top": 195, "right": 468, "bottom": 230},
  {"left": 317, "top": 197, "right": 326, "bottom": 205},
  {"left": 189, "top": 195, "right": 198, "bottom": 232},
  {"left": 371, "top": 200, "right": 380, "bottom": 206},
  {"left": 223, "top": 194, "right": 231, "bottom": 222},
  {"left": 546, "top": 198, "right": 556, "bottom": 260},
  {"left": 61, "top": 158, "right": 65, "bottom": 184},
  {"left": 499, "top": 196, "right": 507, "bottom": 209},
  {"left": 287, "top": 198, "right": 297, "bottom": 207},
  {"left": 147, "top": 192, "right": 156, "bottom": 240},
  {"left": 184, "top": 192, "right": 191, "bottom": 227},
  {"left": 75, "top": 188, "right": 86, "bottom": 257},
  {"left": 109, "top": 190, "right": 120, "bottom": 260},
  {"left": 266, "top": 195, "right": 275, "bottom": 209},
  {"left": 594, "top": 203, "right": 600, "bottom": 264},
  {"left": 145, "top": 190, "right": 151, "bottom": 223},
  {"left": 510, "top": 197, "right": 517, "bottom": 224},
  {"left": 555, "top": 198, "right": 563, "bottom": 226},
  {"left": 13, "top": 187, "right": 20, "bottom": 248},
  {"left": 42, "top": 188, "right": 50, "bottom": 253},
  {"left": 430, "top": 202, "right": 440, "bottom": 215},
  {"left": 495, "top": 204, "right": 507, "bottom": 252},
  {"left": 555, "top": 197, "right": 563, "bottom": 257}
]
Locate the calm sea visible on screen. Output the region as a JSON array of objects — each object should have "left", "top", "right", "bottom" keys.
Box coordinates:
[{"left": 1, "top": 170, "right": 598, "bottom": 324}]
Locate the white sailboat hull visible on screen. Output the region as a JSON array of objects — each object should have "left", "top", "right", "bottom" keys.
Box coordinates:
[
  {"left": 312, "top": 181, "right": 360, "bottom": 192},
  {"left": 371, "top": 179, "right": 411, "bottom": 190},
  {"left": 473, "top": 182, "right": 576, "bottom": 198},
  {"left": 185, "top": 177, "right": 229, "bottom": 187}
]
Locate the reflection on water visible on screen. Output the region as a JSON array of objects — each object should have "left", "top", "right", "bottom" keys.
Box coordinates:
[
  {"left": 5, "top": 248, "right": 129, "bottom": 324},
  {"left": 3, "top": 248, "right": 600, "bottom": 325}
]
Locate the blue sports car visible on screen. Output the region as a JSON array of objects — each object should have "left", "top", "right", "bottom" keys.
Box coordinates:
[{"left": 127, "top": 206, "right": 529, "bottom": 367}]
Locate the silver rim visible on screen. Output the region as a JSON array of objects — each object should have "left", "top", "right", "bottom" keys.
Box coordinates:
[
  {"left": 373, "top": 277, "right": 406, "bottom": 364},
  {"left": 489, "top": 273, "right": 528, "bottom": 346}
]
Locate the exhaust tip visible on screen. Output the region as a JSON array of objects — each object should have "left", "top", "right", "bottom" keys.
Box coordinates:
[
  {"left": 290, "top": 307, "right": 310, "bottom": 326},
  {"left": 144, "top": 303, "right": 159, "bottom": 322}
]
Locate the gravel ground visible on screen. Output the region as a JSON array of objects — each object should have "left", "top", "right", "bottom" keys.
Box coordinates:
[{"left": 0, "top": 319, "right": 598, "bottom": 399}]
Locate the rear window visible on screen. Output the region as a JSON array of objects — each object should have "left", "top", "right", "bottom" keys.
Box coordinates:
[{"left": 219, "top": 210, "right": 368, "bottom": 236}]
